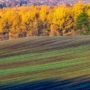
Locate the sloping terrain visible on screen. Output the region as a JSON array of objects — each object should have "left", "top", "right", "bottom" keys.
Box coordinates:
[
  {"left": 0, "top": 36, "right": 90, "bottom": 90},
  {"left": 0, "top": 0, "right": 90, "bottom": 7}
]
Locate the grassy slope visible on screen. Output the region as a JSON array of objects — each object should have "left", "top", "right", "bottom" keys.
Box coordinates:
[{"left": 0, "top": 36, "right": 90, "bottom": 85}]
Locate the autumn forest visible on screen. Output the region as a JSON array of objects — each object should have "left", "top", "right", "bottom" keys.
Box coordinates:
[{"left": 0, "top": 3, "right": 90, "bottom": 40}]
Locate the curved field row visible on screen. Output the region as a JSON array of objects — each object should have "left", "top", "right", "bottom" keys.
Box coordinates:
[{"left": 0, "top": 36, "right": 90, "bottom": 89}]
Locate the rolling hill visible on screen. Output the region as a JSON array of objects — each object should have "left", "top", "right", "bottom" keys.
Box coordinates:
[
  {"left": 0, "top": 36, "right": 90, "bottom": 90},
  {"left": 0, "top": 0, "right": 90, "bottom": 7}
]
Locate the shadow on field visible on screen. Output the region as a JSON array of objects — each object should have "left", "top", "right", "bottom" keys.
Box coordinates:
[{"left": 0, "top": 76, "right": 90, "bottom": 90}]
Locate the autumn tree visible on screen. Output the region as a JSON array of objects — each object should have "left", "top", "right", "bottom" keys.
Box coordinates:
[{"left": 0, "top": 4, "right": 90, "bottom": 40}]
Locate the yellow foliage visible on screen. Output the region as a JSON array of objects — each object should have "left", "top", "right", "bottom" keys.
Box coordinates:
[{"left": 0, "top": 4, "right": 89, "bottom": 37}]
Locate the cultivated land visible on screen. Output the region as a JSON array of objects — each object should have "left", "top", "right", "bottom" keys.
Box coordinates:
[{"left": 0, "top": 36, "right": 90, "bottom": 89}]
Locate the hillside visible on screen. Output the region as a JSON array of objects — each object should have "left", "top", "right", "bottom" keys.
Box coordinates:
[
  {"left": 0, "top": 0, "right": 90, "bottom": 7},
  {"left": 0, "top": 36, "right": 90, "bottom": 90}
]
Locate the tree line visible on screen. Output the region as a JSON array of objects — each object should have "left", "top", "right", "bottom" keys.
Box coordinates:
[{"left": 0, "top": 3, "right": 90, "bottom": 40}]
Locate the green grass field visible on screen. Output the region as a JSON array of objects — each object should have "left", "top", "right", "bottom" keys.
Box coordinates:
[{"left": 0, "top": 36, "right": 90, "bottom": 86}]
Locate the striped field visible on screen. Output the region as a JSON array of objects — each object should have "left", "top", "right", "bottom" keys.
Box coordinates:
[{"left": 0, "top": 36, "right": 90, "bottom": 90}]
